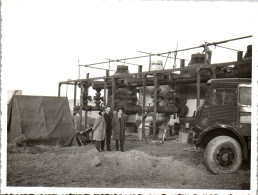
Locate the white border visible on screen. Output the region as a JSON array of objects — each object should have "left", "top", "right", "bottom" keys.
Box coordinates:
[{"left": 1, "top": 1, "right": 258, "bottom": 194}]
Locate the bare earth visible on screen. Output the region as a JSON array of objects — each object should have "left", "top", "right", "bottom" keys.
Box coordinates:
[{"left": 7, "top": 134, "right": 250, "bottom": 189}]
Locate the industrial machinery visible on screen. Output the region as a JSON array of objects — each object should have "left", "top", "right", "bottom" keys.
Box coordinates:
[{"left": 58, "top": 36, "right": 252, "bottom": 141}]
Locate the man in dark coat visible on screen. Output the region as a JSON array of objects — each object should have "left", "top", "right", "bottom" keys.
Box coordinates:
[
  {"left": 112, "top": 108, "right": 126, "bottom": 152},
  {"left": 103, "top": 106, "right": 113, "bottom": 151}
]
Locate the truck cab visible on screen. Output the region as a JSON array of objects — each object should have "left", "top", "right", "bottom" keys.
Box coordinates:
[{"left": 193, "top": 78, "right": 251, "bottom": 174}]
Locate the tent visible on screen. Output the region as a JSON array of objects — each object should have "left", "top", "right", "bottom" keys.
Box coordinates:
[{"left": 7, "top": 95, "right": 77, "bottom": 147}]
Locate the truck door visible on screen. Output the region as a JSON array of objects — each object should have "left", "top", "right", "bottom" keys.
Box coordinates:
[
  {"left": 197, "top": 87, "right": 237, "bottom": 127},
  {"left": 237, "top": 84, "right": 251, "bottom": 136}
]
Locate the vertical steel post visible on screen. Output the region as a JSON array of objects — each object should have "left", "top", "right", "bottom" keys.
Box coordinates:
[
  {"left": 108, "top": 60, "right": 111, "bottom": 73},
  {"left": 79, "top": 82, "right": 83, "bottom": 131},
  {"left": 84, "top": 75, "right": 90, "bottom": 129},
  {"left": 180, "top": 59, "right": 185, "bottom": 74},
  {"left": 204, "top": 42, "right": 208, "bottom": 65},
  {"left": 211, "top": 65, "right": 216, "bottom": 79},
  {"left": 112, "top": 78, "right": 116, "bottom": 111},
  {"left": 197, "top": 66, "right": 201, "bottom": 108},
  {"left": 58, "top": 83, "right": 61, "bottom": 97},
  {"left": 237, "top": 51, "right": 243, "bottom": 61},
  {"left": 106, "top": 70, "right": 110, "bottom": 77},
  {"left": 141, "top": 74, "right": 147, "bottom": 139},
  {"left": 138, "top": 65, "right": 142, "bottom": 78},
  {"left": 85, "top": 85, "right": 89, "bottom": 130},
  {"left": 104, "top": 79, "right": 107, "bottom": 107},
  {"left": 73, "top": 82, "right": 77, "bottom": 125},
  {"left": 180, "top": 59, "right": 185, "bottom": 68},
  {"left": 78, "top": 65, "right": 81, "bottom": 79},
  {"left": 74, "top": 82, "right": 77, "bottom": 107},
  {"left": 153, "top": 73, "right": 159, "bottom": 139},
  {"left": 149, "top": 54, "right": 152, "bottom": 71}
]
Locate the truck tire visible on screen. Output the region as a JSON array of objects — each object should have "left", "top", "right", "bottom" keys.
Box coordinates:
[{"left": 204, "top": 136, "right": 242, "bottom": 174}]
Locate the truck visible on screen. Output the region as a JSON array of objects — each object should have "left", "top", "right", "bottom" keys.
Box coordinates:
[{"left": 193, "top": 78, "right": 251, "bottom": 174}]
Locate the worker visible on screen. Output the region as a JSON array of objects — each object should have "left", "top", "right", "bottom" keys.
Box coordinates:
[
  {"left": 92, "top": 111, "right": 106, "bottom": 152},
  {"left": 112, "top": 108, "right": 126, "bottom": 152},
  {"left": 103, "top": 106, "right": 113, "bottom": 151}
]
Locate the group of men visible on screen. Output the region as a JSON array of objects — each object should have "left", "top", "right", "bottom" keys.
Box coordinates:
[{"left": 92, "top": 106, "right": 126, "bottom": 152}]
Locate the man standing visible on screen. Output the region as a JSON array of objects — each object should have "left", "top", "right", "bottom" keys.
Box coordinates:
[
  {"left": 112, "top": 108, "right": 126, "bottom": 152},
  {"left": 92, "top": 111, "right": 106, "bottom": 152},
  {"left": 103, "top": 106, "right": 113, "bottom": 151}
]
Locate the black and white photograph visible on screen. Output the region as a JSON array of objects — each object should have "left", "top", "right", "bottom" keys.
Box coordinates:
[{"left": 1, "top": 0, "right": 257, "bottom": 194}]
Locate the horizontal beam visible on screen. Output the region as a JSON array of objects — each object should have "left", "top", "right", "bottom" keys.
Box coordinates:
[{"left": 59, "top": 58, "right": 251, "bottom": 85}]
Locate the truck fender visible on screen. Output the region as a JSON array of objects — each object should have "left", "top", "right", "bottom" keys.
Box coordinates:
[{"left": 196, "top": 124, "right": 248, "bottom": 159}]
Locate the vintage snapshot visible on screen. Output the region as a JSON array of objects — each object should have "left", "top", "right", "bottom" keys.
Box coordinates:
[{"left": 1, "top": 0, "right": 257, "bottom": 194}]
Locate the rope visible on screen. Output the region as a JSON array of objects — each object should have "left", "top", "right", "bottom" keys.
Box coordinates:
[{"left": 163, "top": 52, "right": 171, "bottom": 69}]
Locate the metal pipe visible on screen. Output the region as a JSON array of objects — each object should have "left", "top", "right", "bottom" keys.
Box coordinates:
[
  {"left": 80, "top": 54, "right": 150, "bottom": 67},
  {"left": 149, "top": 54, "right": 151, "bottom": 71},
  {"left": 112, "top": 78, "right": 116, "bottom": 111},
  {"left": 108, "top": 60, "right": 111, "bottom": 73},
  {"left": 145, "top": 35, "right": 252, "bottom": 56},
  {"left": 58, "top": 83, "right": 61, "bottom": 97},
  {"left": 77, "top": 36, "right": 251, "bottom": 69},
  {"left": 141, "top": 74, "right": 147, "bottom": 140},
  {"left": 139, "top": 50, "right": 188, "bottom": 61},
  {"left": 73, "top": 82, "right": 77, "bottom": 113},
  {"left": 79, "top": 82, "right": 83, "bottom": 131},
  {"left": 123, "top": 62, "right": 144, "bottom": 66},
  {"left": 180, "top": 59, "right": 185, "bottom": 74},
  {"left": 237, "top": 51, "right": 243, "bottom": 61},
  {"left": 59, "top": 59, "right": 251, "bottom": 84},
  {"left": 106, "top": 70, "right": 110, "bottom": 77},
  {"left": 80, "top": 65, "right": 115, "bottom": 72},
  {"left": 161, "top": 54, "right": 188, "bottom": 61},
  {"left": 213, "top": 45, "right": 242, "bottom": 52},
  {"left": 197, "top": 66, "right": 201, "bottom": 107},
  {"left": 153, "top": 74, "right": 158, "bottom": 139},
  {"left": 72, "top": 82, "right": 77, "bottom": 127},
  {"left": 84, "top": 85, "right": 89, "bottom": 130},
  {"left": 204, "top": 42, "right": 208, "bottom": 65},
  {"left": 92, "top": 74, "right": 213, "bottom": 89},
  {"left": 163, "top": 53, "right": 170, "bottom": 69},
  {"left": 104, "top": 79, "right": 107, "bottom": 106},
  {"left": 138, "top": 65, "right": 142, "bottom": 78},
  {"left": 78, "top": 64, "right": 80, "bottom": 79},
  {"left": 211, "top": 65, "right": 216, "bottom": 79}
]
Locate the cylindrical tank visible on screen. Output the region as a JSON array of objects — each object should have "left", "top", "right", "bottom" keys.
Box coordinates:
[
  {"left": 114, "top": 65, "right": 130, "bottom": 74},
  {"left": 140, "top": 85, "right": 171, "bottom": 107},
  {"left": 150, "top": 60, "right": 163, "bottom": 71},
  {"left": 234, "top": 45, "right": 252, "bottom": 77},
  {"left": 243, "top": 45, "right": 252, "bottom": 59}
]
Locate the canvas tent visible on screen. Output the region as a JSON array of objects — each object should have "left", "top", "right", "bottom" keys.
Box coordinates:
[{"left": 8, "top": 95, "right": 76, "bottom": 146}]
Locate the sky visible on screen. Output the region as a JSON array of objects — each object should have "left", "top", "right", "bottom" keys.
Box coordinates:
[{"left": 1, "top": 0, "right": 257, "bottom": 99}]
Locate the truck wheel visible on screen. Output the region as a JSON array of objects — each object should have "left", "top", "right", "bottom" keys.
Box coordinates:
[{"left": 204, "top": 136, "right": 242, "bottom": 174}]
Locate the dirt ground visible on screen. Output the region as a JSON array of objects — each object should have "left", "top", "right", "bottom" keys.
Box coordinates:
[{"left": 7, "top": 134, "right": 250, "bottom": 189}]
